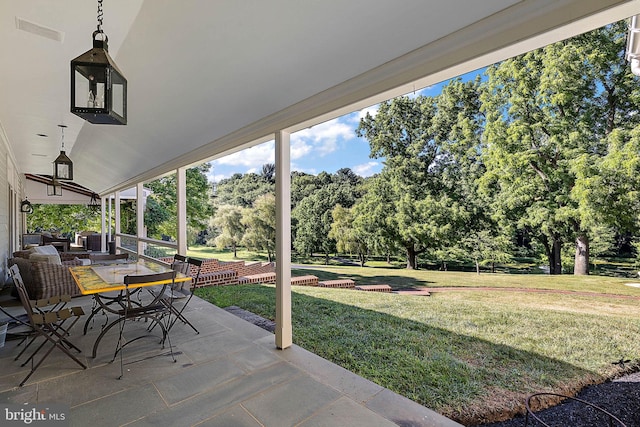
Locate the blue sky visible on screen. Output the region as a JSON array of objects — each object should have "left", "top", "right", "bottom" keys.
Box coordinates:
[{"left": 209, "top": 70, "right": 484, "bottom": 183}]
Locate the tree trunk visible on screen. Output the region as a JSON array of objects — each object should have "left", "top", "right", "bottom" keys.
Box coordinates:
[
  {"left": 475, "top": 259, "right": 480, "bottom": 275},
  {"left": 233, "top": 243, "right": 237, "bottom": 258},
  {"left": 551, "top": 237, "right": 562, "bottom": 275},
  {"left": 325, "top": 252, "right": 329, "bottom": 265},
  {"left": 574, "top": 234, "right": 589, "bottom": 275},
  {"left": 541, "top": 235, "right": 562, "bottom": 274},
  {"left": 491, "top": 262, "right": 495, "bottom": 273},
  {"left": 406, "top": 245, "right": 417, "bottom": 269}
]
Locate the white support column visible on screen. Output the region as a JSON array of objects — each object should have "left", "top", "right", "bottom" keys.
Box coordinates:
[
  {"left": 275, "top": 130, "right": 292, "bottom": 349},
  {"left": 107, "top": 196, "right": 112, "bottom": 243},
  {"left": 177, "top": 167, "right": 187, "bottom": 255},
  {"left": 136, "top": 183, "right": 145, "bottom": 257},
  {"left": 100, "top": 196, "right": 107, "bottom": 252},
  {"left": 115, "top": 192, "right": 121, "bottom": 251}
]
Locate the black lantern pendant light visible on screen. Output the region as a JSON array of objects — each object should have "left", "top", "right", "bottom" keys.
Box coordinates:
[
  {"left": 70, "top": 0, "right": 127, "bottom": 125},
  {"left": 53, "top": 124, "right": 73, "bottom": 181},
  {"left": 88, "top": 193, "right": 100, "bottom": 211},
  {"left": 47, "top": 179, "right": 63, "bottom": 197}
]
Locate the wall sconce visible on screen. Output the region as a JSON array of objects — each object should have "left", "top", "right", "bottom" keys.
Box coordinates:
[
  {"left": 20, "top": 198, "right": 33, "bottom": 214},
  {"left": 53, "top": 124, "right": 73, "bottom": 181},
  {"left": 70, "top": 0, "right": 127, "bottom": 125},
  {"left": 47, "top": 179, "right": 63, "bottom": 197}
]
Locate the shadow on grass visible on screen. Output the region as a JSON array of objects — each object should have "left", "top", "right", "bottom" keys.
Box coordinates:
[
  {"left": 196, "top": 284, "right": 596, "bottom": 426},
  {"left": 291, "top": 268, "right": 436, "bottom": 290}
]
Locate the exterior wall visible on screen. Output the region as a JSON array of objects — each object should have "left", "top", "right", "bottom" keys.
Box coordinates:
[
  {"left": 1, "top": 145, "right": 23, "bottom": 284},
  {"left": 0, "top": 149, "right": 7, "bottom": 283}
]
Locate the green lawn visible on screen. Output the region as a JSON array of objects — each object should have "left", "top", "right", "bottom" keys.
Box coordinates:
[{"left": 195, "top": 266, "right": 640, "bottom": 425}]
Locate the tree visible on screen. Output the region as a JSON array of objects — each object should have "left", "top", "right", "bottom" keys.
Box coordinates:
[
  {"left": 241, "top": 194, "right": 276, "bottom": 262},
  {"left": 352, "top": 176, "right": 399, "bottom": 264},
  {"left": 28, "top": 204, "right": 101, "bottom": 238},
  {"left": 480, "top": 21, "right": 640, "bottom": 274},
  {"left": 356, "top": 95, "right": 464, "bottom": 268},
  {"left": 212, "top": 205, "right": 245, "bottom": 257},
  {"left": 329, "top": 204, "right": 368, "bottom": 266},
  {"left": 260, "top": 163, "right": 276, "bottom": 184},
  {"left": 145, "top": 164, "right": 213, "bottom": 244},
  {"left": 214, "top": 172, "right": 274, "bottom": 208}
]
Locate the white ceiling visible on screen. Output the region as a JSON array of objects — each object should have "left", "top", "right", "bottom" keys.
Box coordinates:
[{"left": 1, "top": 0, "right": 639, "bottom": 195}]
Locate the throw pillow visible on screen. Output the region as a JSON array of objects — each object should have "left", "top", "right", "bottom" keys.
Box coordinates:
[
  {"left": 31, "top": 245, "right": 60, "bottom": 256},
  {"left": 29, "top": 253, "right": 62, "bottom": 265}
]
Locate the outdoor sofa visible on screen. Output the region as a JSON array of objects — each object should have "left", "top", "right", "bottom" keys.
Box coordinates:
[{"left": 9, "top": 245, "right": 87, "bottom": 299}]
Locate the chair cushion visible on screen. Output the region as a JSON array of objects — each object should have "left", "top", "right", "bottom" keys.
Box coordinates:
[{"left": 29, "top": 245, "right": 62, "bottom": 265}]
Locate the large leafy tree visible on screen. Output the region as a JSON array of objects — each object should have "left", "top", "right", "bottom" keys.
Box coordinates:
[
  {"left": 356, "top": 95, "right": 465, "bottom": 269},
  {"left": 480, "top": 20, "right": 640, "bottom": 274},
  {"left": 429, "top": 77, "right": 510, "bottom": 270}
]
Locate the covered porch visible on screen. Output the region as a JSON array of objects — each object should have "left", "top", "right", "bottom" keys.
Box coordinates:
[{"left": 2, "top": 1, "right": 640, "bottom": 425}]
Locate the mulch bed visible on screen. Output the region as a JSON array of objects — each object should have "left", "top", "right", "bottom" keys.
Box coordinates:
[{"left": 475, "top": 372, "right": 640, "bottom": 427}]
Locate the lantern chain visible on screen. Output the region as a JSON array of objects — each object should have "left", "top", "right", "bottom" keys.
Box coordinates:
[
  {"left": 96, "top": 0, "right": 104, "bottom": 33},
  {"left": 58, "top": 124, "right": 67, "bottom": 151}
]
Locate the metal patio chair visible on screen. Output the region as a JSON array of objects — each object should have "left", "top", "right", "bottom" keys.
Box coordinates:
[
  {"left": 113, "top": 270, "right": 178, "bottom": 379},
  {"left": 8, "top": 265, "right": 86, "bottom": 386}
]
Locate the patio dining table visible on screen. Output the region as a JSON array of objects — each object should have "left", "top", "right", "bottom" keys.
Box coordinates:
[{"left": 69, "top": 259, "right": 190, "bottom": 357}]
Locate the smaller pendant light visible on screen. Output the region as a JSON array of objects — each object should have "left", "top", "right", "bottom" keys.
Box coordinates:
[
  {"left": 53, "top": 124, "right": 73, "bottom": 181},
  {"left": 47, "top": 178, "right": 63, "bottom": 197}
]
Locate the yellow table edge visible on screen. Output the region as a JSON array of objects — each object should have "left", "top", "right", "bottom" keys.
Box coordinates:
[{"left": 70, "top": 263, "right": 191, "bottom": 295}]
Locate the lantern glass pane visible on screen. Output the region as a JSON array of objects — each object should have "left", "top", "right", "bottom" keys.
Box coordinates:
[
  {"left": 74, "top": 65, "right": 107, "bottom": 109},
  {"left": 74, "top": 69, "right": 90, "bottom": 109},
  {"left": 111, "top": 71, "right": 125, "bottom": 117},
  {"left": 56, "top": 163, "right": 70, "bottom": 180}
]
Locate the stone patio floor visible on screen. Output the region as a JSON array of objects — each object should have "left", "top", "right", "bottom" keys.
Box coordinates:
[{"left": 0, "top": 293, "right": 462, "bottom": 427}]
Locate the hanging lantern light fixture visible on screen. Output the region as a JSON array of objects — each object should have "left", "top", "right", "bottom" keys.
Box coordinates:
[
  {"left": 70, "top": 0, "right": 127, "bottom": 125},
  {"left": 53, "top": 124, "right": 73, "bottom": 181},
  {"left": 47, "top": 179, "right": 63, "bottom": 197},
  {"left": 88, "top": 193, "right": 101, "bottom": 211}
]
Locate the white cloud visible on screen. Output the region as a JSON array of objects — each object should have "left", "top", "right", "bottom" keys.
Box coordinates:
[
  {"left": 290, "top": 139, "right": 313, "bottom": 160},
  {"left": 208, "top": 172, "right": 229, "bottom": 183},
  {"left": 356, "top": 105, "right": 379, "bottom": 120},
  {"left": 292, "top": 118, "right": 353, "bottom": 157},
  {"left": 212, "top": 141, "right": 274, "bottom": 168},
  {"left": 352, "top": 161, "right": 380, "bottom": 177}
]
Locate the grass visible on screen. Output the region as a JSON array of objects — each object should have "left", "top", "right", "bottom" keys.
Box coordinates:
[{"left": 195, "top": 266, "right": 640, "bottom": 425}]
